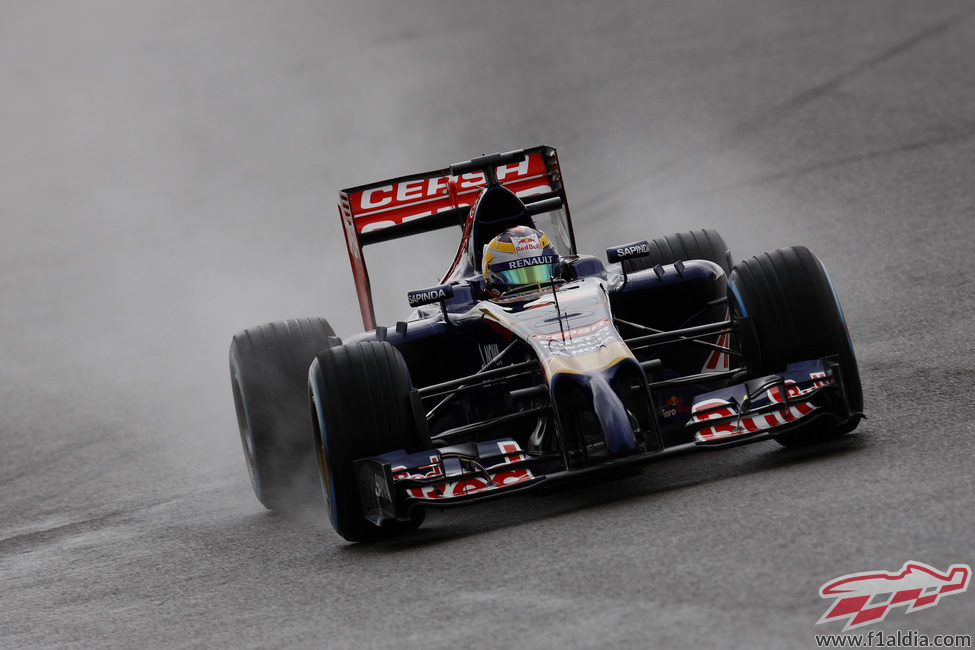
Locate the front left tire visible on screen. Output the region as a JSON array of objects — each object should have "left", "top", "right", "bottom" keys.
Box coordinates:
[{"left": 230, "top": 317, "right": 337, "bottom": 510}]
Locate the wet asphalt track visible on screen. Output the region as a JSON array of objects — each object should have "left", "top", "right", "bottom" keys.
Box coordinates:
[{"left": 2, "top": 1, "right": 974, "bottom": 647}]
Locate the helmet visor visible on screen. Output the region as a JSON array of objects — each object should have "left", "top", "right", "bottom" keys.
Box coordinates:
[{"left": 494, "top": 261, "right": 558, "bottom": 287}]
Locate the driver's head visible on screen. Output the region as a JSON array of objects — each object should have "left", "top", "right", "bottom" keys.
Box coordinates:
[{"left": 482, "top": 226, "right": 559, "bottom": 292}]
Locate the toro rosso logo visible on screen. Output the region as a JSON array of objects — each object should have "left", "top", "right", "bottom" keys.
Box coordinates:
[
  {"left": 658, "top": 395, "right": 691, "bottom": 419},
  {"left": 818, "top": 561, "right": 971, "bottom": 630}
]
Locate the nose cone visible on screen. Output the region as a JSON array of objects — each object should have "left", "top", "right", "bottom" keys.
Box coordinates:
[{"left": 590, "top": 374, "right": 638, "bottom": 456}]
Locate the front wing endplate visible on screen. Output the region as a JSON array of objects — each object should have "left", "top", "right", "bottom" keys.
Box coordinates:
[
  {"left": 355, "top": 439, "right": 542, "bottom": 525},
  {"left": 688, "top": 359, "right": 837, "bottom": 446}
]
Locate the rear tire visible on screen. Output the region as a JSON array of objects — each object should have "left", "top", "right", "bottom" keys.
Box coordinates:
[
  {"left": 309, "top": 341, "right": 427, "bottom": 542},
  {"left": 728, "top": 246, "right": 863, "bottom": 447},
  {"left": 625, "top": 228, "right": 732, "bottom": 384},
  {"left": 626, "top": 229, "right": 732, "bottom": 274},
  {"left": 230, "top": 317, "right": 337, "bottom": 510}
]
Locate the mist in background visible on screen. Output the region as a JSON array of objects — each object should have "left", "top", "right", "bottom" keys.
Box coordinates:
[{"left": 3, "top": 1, "right": 973, "bottom": 646}]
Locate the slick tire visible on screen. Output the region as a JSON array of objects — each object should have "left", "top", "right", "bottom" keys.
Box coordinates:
[
  {"left": 625, "top": 229, "right": 732, "bottom": 275},
  {"left": 230, "top": 317, "right": 338, "bottom": 511},
  {"left": 728, "top": 246, "right": 863, "bottom": 447},
  {"left": 309, "top": 340, "right": 427, "bottom": 542},
  {"left": 626, "top": 228, "right": 732, "bottom": 380}
]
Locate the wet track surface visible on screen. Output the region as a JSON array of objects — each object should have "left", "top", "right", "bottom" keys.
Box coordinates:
[{"left": 2, "top": 1, "right": 974, "bottom": 647}]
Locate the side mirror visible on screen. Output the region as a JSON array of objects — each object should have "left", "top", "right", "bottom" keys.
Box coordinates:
[
  {"left": 606, "top": 240, "right": 651, "bottom": 290},
  {"left": 407, "top": 283, "right": 454, "bottom": 308},
  {"left": 606, "top": 240, "right": 650, "bottom": 264}
]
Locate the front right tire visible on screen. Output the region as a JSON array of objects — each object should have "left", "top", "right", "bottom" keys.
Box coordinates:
[
  {"left": 728, "top": 246, "right": 863, "bottom": 447},
  {"left": 309, "top": 340, "right": 427, "bottom": 542}
]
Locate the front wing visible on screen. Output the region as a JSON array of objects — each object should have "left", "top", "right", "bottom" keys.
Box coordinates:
[{"left": 354, "top": 358, "right": 852, "bottom": 525}]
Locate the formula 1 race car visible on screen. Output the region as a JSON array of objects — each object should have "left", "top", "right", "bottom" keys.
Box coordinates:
[{"left": 229, "top": 146, "right": 864, "bottom": 541}]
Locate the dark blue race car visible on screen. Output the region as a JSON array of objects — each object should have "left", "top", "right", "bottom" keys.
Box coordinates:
[{"left": 229, "top": 146, "right": 864, "bottom": 541}]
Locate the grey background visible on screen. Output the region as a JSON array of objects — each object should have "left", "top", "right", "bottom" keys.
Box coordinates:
[{"left": 2, "top": 1, "right": 973, "bottom": 647}]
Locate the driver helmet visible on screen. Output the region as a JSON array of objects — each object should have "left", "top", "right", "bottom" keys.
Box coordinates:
[{"left": 482, "top": 226, "right": 559, "bottom": 292}]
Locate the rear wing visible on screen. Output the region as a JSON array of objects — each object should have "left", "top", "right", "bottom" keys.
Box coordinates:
[{"left": 338, "top": 145, "right": 575, "bottom": 330}]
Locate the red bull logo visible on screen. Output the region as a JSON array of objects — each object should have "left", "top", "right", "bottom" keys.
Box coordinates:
[
  {"left": 818, "top": 561, "right": 971, "bottom": 630},
  {"left": 514, "top": 235, "right": 541, "bottom": 253}
]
